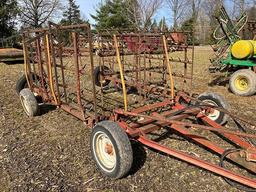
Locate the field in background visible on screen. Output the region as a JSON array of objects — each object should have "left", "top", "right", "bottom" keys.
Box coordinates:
[{"left": 0, "top": 46, "right": 255, "bottom": 192}]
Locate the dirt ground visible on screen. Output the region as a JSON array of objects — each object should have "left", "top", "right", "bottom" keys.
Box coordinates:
[{"left": 0, "top": 46, "right": 255, "bottom": 192}]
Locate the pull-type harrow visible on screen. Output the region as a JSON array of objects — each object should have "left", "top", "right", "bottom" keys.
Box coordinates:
[{"left": 19, "top": 23, "right": 256, "bottom": 190}]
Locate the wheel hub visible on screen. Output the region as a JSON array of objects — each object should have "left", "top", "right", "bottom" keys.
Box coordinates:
[
  {"left": 235, "top": 76, "right": 249, "bottom": 91},
  {"left": 105, "top": 143, "right": 114, "bottom": 155},
  {"left": 94, "top": 132, "right": 116, "bottom": 171},
  {"left": 202, "top": 100, "right": 220, "bottom": 121},
  {"left": 99, "top": 74, "right": 106, "bottom": 84}
]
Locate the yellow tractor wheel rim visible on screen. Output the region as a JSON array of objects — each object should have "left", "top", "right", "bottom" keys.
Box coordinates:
[{"left": 234, "top": 76, "right": 249, "bottom": 91}]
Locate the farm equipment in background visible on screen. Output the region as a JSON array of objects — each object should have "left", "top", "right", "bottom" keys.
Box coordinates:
[
  {"left": 210, "top": 6, "right": 256, "bottom": 96},
  {"left": 92, "top": 30, "right": 188, "bottom": 54},
  {"left": 17, "top": 22, "right": 256, "bottom": 191},
  {"left": 0, "top": 34, "right": 23, "bottom": 62},
  {"left": 246, "top": 20, "right": 256, "bottom": 40}
]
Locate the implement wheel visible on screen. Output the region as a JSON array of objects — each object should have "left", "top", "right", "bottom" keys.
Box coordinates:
[
  {"left": 19, "top": 88, "right": 39, "bottom": 117},
  {"left": 16, "top": 73, "right": 44, "bottom": 95},
  {"left": 94, "top": 66, "right": 111, "bottom": 88},
  {"left": 90, "top": 121, "right": 133, "bottom": 179},
  {"left": 229, "top": 69, "right": 256, "bottom": 96},
  {"left": 16, "top": 74, "right": 28, "bottom": 94},
  {"left": 197, "top": 92, "right": 230, "bottom": 125}
]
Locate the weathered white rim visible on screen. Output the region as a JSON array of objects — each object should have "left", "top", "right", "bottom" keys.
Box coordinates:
[
  {"left": 92, "top": 131, "right": 116, "bottom": 173},
  {"left": 202, "top": 99, "right": 220, "bottom": 121},
  {"left": 20, "top": 95, "right": 30, "bottom": 116}
]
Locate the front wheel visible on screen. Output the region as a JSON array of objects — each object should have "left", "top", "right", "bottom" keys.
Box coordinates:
[
  {"left": 19, "top": 88, "right": 39, "bottom": 117},
  {"left": 229, "top": 69, "right": 256, "bottom": 96},
  {"left": 90, "top": 121, "right": 133, "bottom": 179}
]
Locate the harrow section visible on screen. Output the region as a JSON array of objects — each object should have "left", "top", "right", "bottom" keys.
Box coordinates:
[{"left": 20, "top": 23, "right": 256, "bottom": 190}]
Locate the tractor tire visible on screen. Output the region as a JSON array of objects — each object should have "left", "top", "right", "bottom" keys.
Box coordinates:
[
  {"left": 90, "top": 121, "right": 133, "bottom": 179},
  {"left": 229, "top": 69, "right": 256, "bottom": 96},
  {"left": 16, "top": 74, "right": 28, "bottom": 94},
  {"left": 197, "top": 92, "right": 230, "bottom": 125},
  {"left": 19, "top": 88, "right": 39, "bottom": 117},
  {"left": 94, "top": 66, "right": 111, "bottom": 88}
]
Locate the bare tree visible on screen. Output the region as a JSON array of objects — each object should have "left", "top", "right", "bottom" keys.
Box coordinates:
[
  {"left": 229, "top": 0, "right": 256, "bottom": 18},
  {"left": 166, "top": 0, "right": 189, "bottom": 29},
  {"left": 202, "top": 0, "right": 224, "bottom": 19},
  {"left": 126, "top": 0, "right": 164, "bottom": 30},
  {"left": 230, "top": 0, "right": 245, "bottom": 18},
  {"left": 19, "top": 0, "right": 62, "bottom": 28},
  {"left": 191, "top": 0, "right": 202, "bottom": 21}
]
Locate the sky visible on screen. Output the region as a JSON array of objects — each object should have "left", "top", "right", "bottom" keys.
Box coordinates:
[
  {"left": 76, "top": 0, "right": 172, "bottom": 25},
  {"left": 77, "top": 0, "right": 101, "bottom": 24},
  {"left": 75, "top": 0, "right": 255, "bottom": 27}
]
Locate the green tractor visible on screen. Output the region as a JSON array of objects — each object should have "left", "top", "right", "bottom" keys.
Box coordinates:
[{"left": 210, "top": 6, "right": 256, "bottom": 96}]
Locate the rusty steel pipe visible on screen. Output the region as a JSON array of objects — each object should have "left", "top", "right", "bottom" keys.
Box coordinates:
[
  {"left": 138, "top": 136, "right": 256, "bottom": 189},
  {"left": 72, "top": 32, "right": 85, "bottom": 120},
  {"left": 116, "top": 110, "right": 256, "bottom": 139}
]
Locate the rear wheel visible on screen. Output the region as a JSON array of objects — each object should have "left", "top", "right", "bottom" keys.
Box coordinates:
[
  {"left": 197, "top": 92, "right": 230, "bottom": 125},
  {"left": 19, "top": 88, "right": 39, "bottom": 117},
  {"left": 16, "top": 73, "right": 44, "bottom": 95},
  {"left": 114, "top": 75, "right": 137, "bottom": 94},
  {"left": 90, "top": 121, "right": 133, "bottom": 179},
  {"left": 16, "top": 74, "right": 28, "bottom": 94},
  {"left": 229, "top": 69, "right": 256, "bottom": 96},
  {"left": 94, "top": 66, "right": 111, "bottom": 88}
]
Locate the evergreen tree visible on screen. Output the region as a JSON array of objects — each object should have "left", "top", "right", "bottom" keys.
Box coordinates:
[
  {"left": 91, "top": 0, "right": 133, "bottom": 30},
  {"left": 181, "top": 17, "right": 195, "bottom": 32},
  {"left": 150, "top": 19, "right": 158, "bottom": 32},
  {"left": 145, "top": 19, "right": 152, "bottom": 31},
  {"left": 61, "top": 0, "right": 83, "bottom": 25},
  {"left": 159, "top": 17, "right": 168, "bottom": 32},
  {"left": 0, "top": 0, "right": 19, "bottom": 38},
  {"left": 181, "top": 17, "right": 198, "bottom": 45}
]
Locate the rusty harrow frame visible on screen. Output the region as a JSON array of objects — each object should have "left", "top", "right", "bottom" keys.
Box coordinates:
[{"left": 20, "top": 23, "right": 256, "bottom": 190}]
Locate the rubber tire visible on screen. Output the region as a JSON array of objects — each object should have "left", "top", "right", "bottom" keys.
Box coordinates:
[
  {"left": 197, "top": 92, "right": 230, "bottom": 125},
  {"left": 94, "top": 66, "right": 111, "bottom": 88},
  {"left": 114, "top": 75, "right": 137, "bottom": 94},
  {"left": 19, "top": 88, "right": 39, "bottom": 117},
  {"left": 16, "top": 74, "right": 28, "bottom": 95},
  {"left": 90, "top": 121, "right": 133, "bottom": 179},
  {"left": 16, "top": 73, "right": 42, "bottom": 95},
  {"left": 229, "top": 69, "right": 256, "bottom": 96}
]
